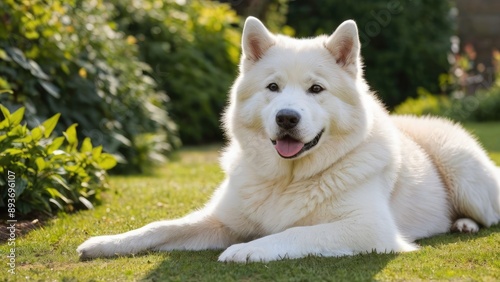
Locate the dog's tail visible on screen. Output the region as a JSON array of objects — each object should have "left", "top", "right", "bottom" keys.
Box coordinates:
[
  {"left": 393, "top": 115, "right": 500, "bottom": 228},
  {"left": 437, "top": 130, "right": 500, "bottom": 228}
]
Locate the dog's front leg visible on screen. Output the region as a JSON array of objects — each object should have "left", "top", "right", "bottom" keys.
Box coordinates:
[
  {"left": 77, "top": 211, "right": 237, "bottom": 260},
  {"left": 218, "top": 179, "right": 418, "bottom": 263},
  {"left": 218, "top": 218, "right": 416, "bottom": 263}
]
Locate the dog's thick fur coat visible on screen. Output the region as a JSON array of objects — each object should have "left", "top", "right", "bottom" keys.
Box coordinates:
[{"left": 78, "top": 17, "right": 500, "bottom": 262}]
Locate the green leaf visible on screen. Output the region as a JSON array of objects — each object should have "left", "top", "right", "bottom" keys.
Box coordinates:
[
  {"left": 0, "top": 118, "right": 8, "bottom": 130},
  {"left": 42, "top": 113, "right": 60, "bottom": 138},
  {"left": 29, "top": 60, "right": 50, "bottom": 80},
  {"left": 0, "top": 48, "right": 9, "bottom": 61},
  {"left": 79, "top": 196, "right": 94, "bottom": 210},
  {"left": 111, "top": 132, "right": 132, "bottom": 146},
  {"left": 0, "top": 77, "right": 11, "bottom": 90},
  {"left": 31, "top": 127, "right": 43, "bottom": 141},
  {"left": 81, "top": 137, "right": 92, "bottom": 153},
  {"left": 61, "top": 62, "right": 70, "bottom": 74},
  {"left": 35, "top": 157, "right": 46, "bottom": 171},
  {"left": 98, "top": 154, "right": 117, "bottom": 170},
  {"left": 50, "top": 174, "right": 71, "bottom": 190},
  {"left": 64, "top": 165, "right": 80, "bottom": 173},
  {"left": 0, "top": 104, "right": 11, "bottom": 122},
  {"left": 9, "top": 123, "right": 27, "bottom": 137},
  {"left": 25, "top": 30, "right": 40, "bottom": 40},
  {"left": 6, "top": 47, "right": 30, "bottom": 69},
  {"left": 92, "top": 145, "right": 102, "bottom": 159},
  {"left": 3, "top": 148, "right": 23, "bottom": 155},
  {"left": 47, "top": 136, "right": 65, "bottom": 154},
  {"left": 15, "top": 178, "right": 28, "bottom": 198},
  {"left": 49, "top": 198, "right": 63, "bottom": 210},
  {"left": 63, "top": 124, "right": 78, "bottom": 147},
  {"left": 39, "top": 80, "right": 60, "bottom": 98},
  {"left": 45, "top": 187, "right": 57, "bottom": 198},
  {"left": 10, "top": 107, "right": 25, "bottom": 126},
  {"left": 13, "top": 135, "right": 32, "bottom": 143},
  {"left": 46, "top": 188, "right": 72, "bottom": 204}
]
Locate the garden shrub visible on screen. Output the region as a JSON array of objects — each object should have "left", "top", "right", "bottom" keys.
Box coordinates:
[
  {"left": 0, "top": 0, "right": 178, "bottom": 173},
  {"left": 111, "top": 0, "right": 241, "bottom": 144},
  {"left": 394, "top": 85, "right": 500, "bottom": 122},
  {"left": 0, "top": 105, "right": 116, "bottom": 216},
  {"left": 286, "top": 0, "right": 454, "bottom": 108},
  {"left": 393, "top": 88, "right": 451, "bottom": 117},
  {"left": 446, "top": 86, "right": 500, "bottom": 122}
]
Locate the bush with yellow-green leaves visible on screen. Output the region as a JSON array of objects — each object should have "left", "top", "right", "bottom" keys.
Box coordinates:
[{"left": 0, "top": 105, "right": 116, "bottom": 216}]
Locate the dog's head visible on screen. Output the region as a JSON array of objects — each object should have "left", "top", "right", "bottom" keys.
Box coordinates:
[{"left": 224, "top": 17, "right": 370, "bottom": 167}]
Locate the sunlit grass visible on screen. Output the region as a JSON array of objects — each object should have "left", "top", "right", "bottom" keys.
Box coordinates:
[{"left": 464, "top": 122, "right": 500, "bottom": 165}]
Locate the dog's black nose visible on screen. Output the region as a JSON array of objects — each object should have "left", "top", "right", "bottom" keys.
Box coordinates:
[{"left": 276, "top": 109, "right": 301, "bottom": 129}]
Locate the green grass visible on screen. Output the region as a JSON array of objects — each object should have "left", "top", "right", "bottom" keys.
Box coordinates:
[
  {"left": 2, "top": 124, "right": 500, "bottom": 281},
  {"left": 464, "top": 122, "right": 500, "bottom": 165}
]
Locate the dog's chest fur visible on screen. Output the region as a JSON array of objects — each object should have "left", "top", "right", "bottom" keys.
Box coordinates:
[{"left": 234, "top": 173, "right": 344, "bottom": 236}]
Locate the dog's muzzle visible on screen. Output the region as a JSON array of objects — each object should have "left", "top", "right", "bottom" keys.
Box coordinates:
[{"left": 271, "top": 109, "right": 323, "bottom": 158}]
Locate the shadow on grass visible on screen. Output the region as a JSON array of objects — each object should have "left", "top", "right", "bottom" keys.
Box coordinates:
[
  {"left": 141, "top": 250, "right": 398, "bottom": 281},
  {"left": 140, "top": 224, "right": 500, "bottom": 281}
]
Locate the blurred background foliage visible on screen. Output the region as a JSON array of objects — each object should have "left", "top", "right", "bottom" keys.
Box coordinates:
[
  {"left": 1, "top": 0, "right": 499, "bottom": 176},
  {"left": 286, "top": 0, "right": 454, "bottom": 108},
  {"left": 110, "top": 0, "right": 241, "bottom": 144}
]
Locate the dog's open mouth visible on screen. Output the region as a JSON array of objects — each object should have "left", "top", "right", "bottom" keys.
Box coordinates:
[{"left": 270, "top": 129, "right": 324, "bottom": 159}]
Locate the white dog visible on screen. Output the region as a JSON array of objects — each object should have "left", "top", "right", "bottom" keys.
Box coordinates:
[{"left": 78, "top": 17, "right": 500, "bottom": 263}]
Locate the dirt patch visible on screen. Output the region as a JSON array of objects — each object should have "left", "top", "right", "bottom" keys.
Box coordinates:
[{"left": 1, "top": 215, "right": 50, "bottom": 243}]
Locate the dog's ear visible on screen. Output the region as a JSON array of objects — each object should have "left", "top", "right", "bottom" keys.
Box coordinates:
[
  {"left": 325, "top": 20, "right": 360, "bottom": 70},
  {"left": 242, "top": 17, "right": 275, "bottom": 62}
]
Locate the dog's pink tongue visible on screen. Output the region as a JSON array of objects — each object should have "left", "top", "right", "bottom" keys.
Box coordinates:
[{"left": 275, "top": 137, "right": 304, "bottom": 157}]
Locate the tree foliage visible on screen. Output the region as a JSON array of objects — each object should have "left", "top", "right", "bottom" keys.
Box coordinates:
[
  {"left": 112, "top": 0, "right": 241, "bottom": 144},
  {"left": 286, "top": 0, "right": 454, "bottom": 108}
]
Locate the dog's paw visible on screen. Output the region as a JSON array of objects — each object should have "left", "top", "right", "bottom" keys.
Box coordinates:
[
  {"left": 77, "top": 235, "right": 119, "bottom": 260},
  {"left": 218, "top": 241, "right": 287, "bottom": 263},
  {"left": 451, "top": 218, "right": 479, "bottom": 233}
]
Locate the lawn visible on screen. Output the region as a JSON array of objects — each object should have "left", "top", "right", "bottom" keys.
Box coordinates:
[
  {"left": 464, "top": 122, "right": 500, "bottom": 165},
  {"left": 1, "top": 123, "right": 499, "bottom": 281}
]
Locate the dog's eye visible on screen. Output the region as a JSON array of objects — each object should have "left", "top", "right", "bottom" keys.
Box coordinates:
[
  {"left": 267, "top": 83, "right": 279, "bottom": 92},
  {"left": 309, "top": 84, "right": 324, "bottom": 94}
]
